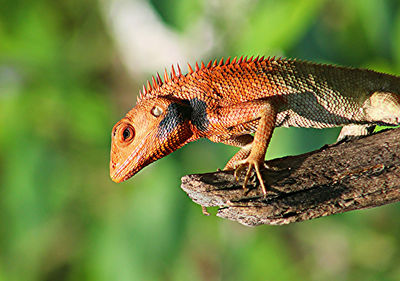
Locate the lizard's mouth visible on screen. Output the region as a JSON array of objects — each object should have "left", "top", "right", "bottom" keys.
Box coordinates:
[
  {"left": 110, "top": 157, "right": 138, "bottom": 183},
  {"left": 110, "top": 136, "right": 150, "bottom": 183},
  {"left": 110, "top": 169, "right": 136, "bottom": 183}
]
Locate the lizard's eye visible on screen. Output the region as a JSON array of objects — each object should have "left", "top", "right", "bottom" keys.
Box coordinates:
[
  {"left": 151, "top": 106, "right": 163, "bottom": 117},
  {"left": 120, "top": 124, "right": 135, "bottom": 142}
]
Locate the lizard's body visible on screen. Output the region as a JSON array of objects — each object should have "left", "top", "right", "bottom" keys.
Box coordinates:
[{"left": 110, "top": 56, "right": 400, "bottom": 194}]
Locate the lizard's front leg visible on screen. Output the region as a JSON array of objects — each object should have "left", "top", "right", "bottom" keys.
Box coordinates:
[
  {"left": 234, "top": 102, "right": 277, "bottom": 196},
  {"left": 209, "top": 99, "right": 280, "bottom": 196}
]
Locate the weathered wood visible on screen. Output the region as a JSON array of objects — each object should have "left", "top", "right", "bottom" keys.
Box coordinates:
[{"left": 181, "top": 128, "right": 400, "bottom": 226}]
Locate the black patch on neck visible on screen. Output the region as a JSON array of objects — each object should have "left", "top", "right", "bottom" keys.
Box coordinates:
[
  {"left": 189, "top": 98, "right": 209, "bottom": 132},
  {"left": 157, "top": 102, "right": 191, "bottom": 139}
]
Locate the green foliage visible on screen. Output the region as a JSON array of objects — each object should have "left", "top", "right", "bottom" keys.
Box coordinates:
[
  {"left": 149, "top": 0, "right": 204, "bottom": 31},
  {"left": 1, "top": 0, "right": 400, "bottom": 280},
  {"left": 232, "top": 0, "right": 324, "bottom": 54}
]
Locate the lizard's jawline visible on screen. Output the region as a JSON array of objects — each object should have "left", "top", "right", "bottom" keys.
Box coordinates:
[{"left": 110, "top": 137, "right": 149, "bottom": 183}]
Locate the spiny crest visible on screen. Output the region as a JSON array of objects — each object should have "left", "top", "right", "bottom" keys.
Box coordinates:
[
  {"left": 137, "top": 55, "right": 283, "bottom": 102},
  {"left": 137, "top": 64, "right": 182, "bottom": 102}
]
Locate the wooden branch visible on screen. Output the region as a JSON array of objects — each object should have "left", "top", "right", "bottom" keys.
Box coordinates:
[{"left": 181, "top": 128, "right": 400, "bottom": 226}]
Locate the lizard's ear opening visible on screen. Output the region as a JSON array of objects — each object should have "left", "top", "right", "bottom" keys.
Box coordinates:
[{"left": 151, "top": 105, "right": 163, "bottom": 117}]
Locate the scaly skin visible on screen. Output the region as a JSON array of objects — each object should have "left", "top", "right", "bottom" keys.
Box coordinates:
[{"left": 110, "top": 56, "right": 400, "bottom": 196}]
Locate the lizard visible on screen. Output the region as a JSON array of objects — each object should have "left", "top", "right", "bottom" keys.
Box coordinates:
[{"left": 109, "top": 56, "right": 400, "bottom": 196}]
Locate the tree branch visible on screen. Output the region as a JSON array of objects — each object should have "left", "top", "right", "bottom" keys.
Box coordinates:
[{"left": 181, "top": 128, "right": 400, "bottom": 226}]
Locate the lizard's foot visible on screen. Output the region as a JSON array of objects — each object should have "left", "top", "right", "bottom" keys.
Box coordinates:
[{"left": 232, "top": 157, "right": 267, "bottom": 197}]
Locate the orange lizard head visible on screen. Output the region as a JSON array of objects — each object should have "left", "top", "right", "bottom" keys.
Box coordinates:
[{"left": 110, "top": 97, "right": 195, "bottom": 183}]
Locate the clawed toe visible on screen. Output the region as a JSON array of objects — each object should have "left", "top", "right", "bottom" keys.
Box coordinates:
[
  {"left": 233, "top": 163, "right": 246, "bottom": 182},
  {"left": 232, "top": 159, "right": 267, "bottom": 197}
]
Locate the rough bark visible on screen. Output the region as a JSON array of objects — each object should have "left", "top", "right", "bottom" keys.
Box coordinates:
[{"left": 181, "top": 128, "right": 400, "bottom": 226}]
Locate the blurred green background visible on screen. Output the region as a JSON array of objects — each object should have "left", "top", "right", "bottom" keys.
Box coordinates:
[{"left": 1, "top": 0, "right": 400, "bottom": 280}]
